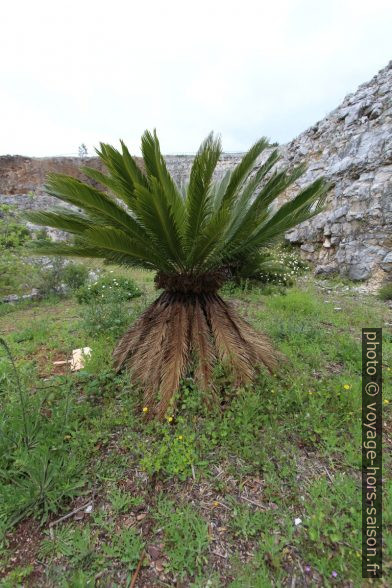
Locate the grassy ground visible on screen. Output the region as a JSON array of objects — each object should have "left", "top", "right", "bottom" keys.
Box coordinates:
[{"left": 0, "top": 271, "right": 391, "bottom": 587}]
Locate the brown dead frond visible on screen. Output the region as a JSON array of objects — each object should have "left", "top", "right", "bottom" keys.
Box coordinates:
[
  {"left": 113, "top": 292, "right": 282, "bottom": 420},
  {"left": 232, "top": 309, "right": 282, "bottom": 373},
  {"left": 190, "top": 297, "right": 217, "bottom": 406},
  {"left": 206, "top": 295, "right": 255, "bottom": 384},
  {"left": 130, "top": 299, "right": 173, "bottom": 410},
  {"left": 112, "top": 296, "right": 166, "bottom": 371},
  {"left": 155, "top": 299, "right": 190, "bottom": 419}
]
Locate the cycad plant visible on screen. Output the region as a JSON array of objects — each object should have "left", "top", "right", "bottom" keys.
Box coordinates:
[{"left": 27, "top": 131, "right": 329, "bottom": 419}]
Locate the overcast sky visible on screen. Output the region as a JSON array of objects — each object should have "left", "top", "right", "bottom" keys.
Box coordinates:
[{"left": 1, "top": 0, "right": 391, "bottom": 157}]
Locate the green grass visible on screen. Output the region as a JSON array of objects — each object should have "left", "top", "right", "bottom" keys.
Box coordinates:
[
  {"left": 0, "top": 271, "right": 391, "bottom": 586},
  {"left": 154, "top": 497, "right": 209, "bottom": 578}
]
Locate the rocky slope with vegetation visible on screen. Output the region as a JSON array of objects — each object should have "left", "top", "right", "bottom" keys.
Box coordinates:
[{"left": 1, "top": 62, "right": 391, "bottom": 283}]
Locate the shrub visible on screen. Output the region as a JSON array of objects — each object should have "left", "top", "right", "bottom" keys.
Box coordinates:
[
  {"left": 256, "top": 246, "right": 310, "bottom": 285},
  {"left": 0, "top": 250, "right": 41, "bottom": 296},
  {"left": 76, "top": 274, "right": 141, "bottom": 304},
  {"left": 35, "top": 258, "right": 69, "bottom": 297},
  {"left": 378, "top": 283, "right": 392, "bottom": 301},
  {"left": 231, "top": 244, "right": 310, "bottom": 288},
  {"left": 61, "top": 263, "right": 89, "bottom": 290},
  {"left": 0, "top": 222, "right": 31, "bottom": 249},
  {"left": 0, "top": 205, "right": 32, "bottom": 249},
  {"left": 0, "top": 206, "right": 39, "bottom": 297},
  {"left": 81, "top": 299, "right": 142, "bottom": 337},
  {"left": 35, "top": 260, "right": 89, "bottom": 297}
]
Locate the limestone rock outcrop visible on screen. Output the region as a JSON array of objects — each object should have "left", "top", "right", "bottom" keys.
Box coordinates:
[{"left": 280, "top": 61, "right": 392, "bottom": 282}]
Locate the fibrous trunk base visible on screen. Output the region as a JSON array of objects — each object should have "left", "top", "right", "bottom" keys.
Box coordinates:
[{"left": 113, "top": 292, "right": 280, "bottom": 420}]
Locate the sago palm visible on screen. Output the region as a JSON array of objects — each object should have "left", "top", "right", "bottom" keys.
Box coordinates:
[{"left": 27, "top": 131, "right": 329, "bottom": 419}]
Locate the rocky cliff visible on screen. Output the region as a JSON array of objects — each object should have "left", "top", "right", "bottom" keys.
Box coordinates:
[
  {"left": 281, "top": 61, "right": 392, "bottom": 282},
  {"left": 0, "top": 155, "right": 105, "bottom": 212},
  {"left": 1, "top": 61, "right": 391, "bottom": 282}
]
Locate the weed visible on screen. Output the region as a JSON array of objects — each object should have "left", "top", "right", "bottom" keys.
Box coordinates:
[
  {"left": 39, "top": 525, "right": 96, "bottom": 567},
  {"left": 228, "top": 551, "right": 275, "bottom": 587},
  {"left": 154, "top": 498, "right": 209, "bottom": 578},
  {"left": 1, "top": 565, "right": 34, "bottom": 588},
  {"left": 80, "top": 299, "right": 139, "bottom": 337},
  {"left": 102, "top": 527, "right": 144, "bottom": 568},
  {"left": 0, "top": 449, "right": 86, "bottom": 527},
  {"left": 108, "top": 488, "right": 143, "bottom": 514},
  {"left": 228, "top": 501, "right": 277, "bottom": 540},
  {"left": 378, "top": 282, "right": 392, "bottom": 301},
  {"left": 0, "top": 337, "right": 31, "bottom": 448},
  {"left": 139, "top": 421, "right": 201, "bottom": 480}
]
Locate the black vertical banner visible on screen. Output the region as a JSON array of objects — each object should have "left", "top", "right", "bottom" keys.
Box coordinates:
[{"left": 362, "top": 328, "right": 382, "bottom": 578}]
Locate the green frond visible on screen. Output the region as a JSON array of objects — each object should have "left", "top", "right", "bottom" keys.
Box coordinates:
[
  {"left": 140, "top": 130, "right": 185, "bottom": 237},
  {"left": 224, "top": 150, "right": 281, "bottom": 243},
  {"left": 184, "top": 132, "right": 222, "bottom": 256},
  {"left": 140, "top": 130, "right": 161, "bottom": 180},
  {"left": 247, "top": 178, "right": 330, "bottom": 248},
  {"left": 223, "top": 163, "right": 306, "bottom": 252},
  {"left": 27, "top": 240, "right": 107, "bottom": 259},
  {"left": 220, "top": 137, "right": 270, "bottom": 208},
  {"left": 46, "top": 174, "right": 130, "bottom": 226},
  {"left": 252, "top": 163, "right": 307, "bottom": 213},
  {"left": 25, "top": 209, "right": 92, "bottom": 234},
  {"left": 28, "top": 239, "right": 155, "bottom": 270},
  {"left": 81, "top": 166, "right": 122, "bottom": 195},
  {"left": 31, "top": 130, "right": 328, "bottom": 281},
  {"left": 232, "top": 150, "right": 280, "bottom": 217},
  {"left": 211, "top": 169, "right": 232, "bottom": 210},
  {"left": 93, "top": 143, "right": 139, "bottom": 209},
  {"left": 44, "top": 174, "right": 154, "bottom": 247},
  {"left": 133, "top": 179, "right": 185, "bottom": 269},
  {"left": 83, "top": 226, "right": 175, "bottom": 272},
  {"left": 189, "top": 206, "right": 231, "bottom": 272},
  {"left": 120, "top": 140, "right": 148, "bottom": 188}
]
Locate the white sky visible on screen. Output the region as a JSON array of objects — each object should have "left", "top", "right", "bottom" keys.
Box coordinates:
[{"left": 1, "top": 0, "right": 391, "bottom": 156}]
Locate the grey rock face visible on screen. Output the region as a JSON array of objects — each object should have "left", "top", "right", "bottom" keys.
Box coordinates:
[
  {"left": 280, "top": 60, "right": 392, "bottom": 281},
  {"left": 381, "top": 252, "right": 392, "bottom": 272}
]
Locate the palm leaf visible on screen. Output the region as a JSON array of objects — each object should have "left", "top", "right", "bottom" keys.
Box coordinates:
[
  {"left": 184, "top": 132, "right": 222, "bottom": 254},
  {"left": 219, "top": 137, "right": 270, "bottom": 209},
  {"left": 140, "top": 130, "right": 186, "bottom": 239},
  {"left": 132, "top": 179, "right": 185, "bottom": 269},
  {"left": 83, "top": 226, "right": 175, "bottom": 272},
  {"left": 25, "top": 209, "right": 93, "bottom": 235}
]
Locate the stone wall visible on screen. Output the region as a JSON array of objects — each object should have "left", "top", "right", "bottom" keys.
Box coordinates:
[{"left": 1, "top": 61, "right": 391, "bottom": 282}]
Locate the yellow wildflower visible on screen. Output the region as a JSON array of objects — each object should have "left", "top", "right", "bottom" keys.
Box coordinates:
[
  {"left": 383, "top": 399, "right": 390, "bottom": 405},
  {"left": 178, "top": 435, "right": 183, "bottom": 440},
  {"left": 213, "top": 501, "right": 219, "bottom": 507},
  {"left": 167, "top": 416, "right": 173, "bottom": 422},
  {"left": 343, "top": 384, "right": 351, "bottom": 390},
  {"left": 142, "top": 406, "right": 148, "bottom": 413}
]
